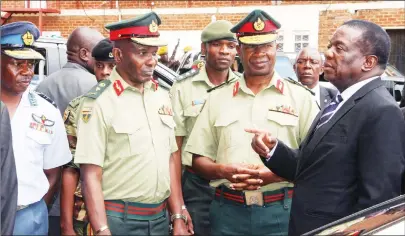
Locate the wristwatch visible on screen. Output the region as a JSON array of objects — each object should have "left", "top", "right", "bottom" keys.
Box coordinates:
[{"left": 171, "top": 213, "right": 188, "bottom": 224}]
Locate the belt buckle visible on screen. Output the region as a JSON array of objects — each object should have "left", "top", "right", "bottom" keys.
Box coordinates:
[{"left": 244, "top": 191, "right": 264, "bottom": 206}]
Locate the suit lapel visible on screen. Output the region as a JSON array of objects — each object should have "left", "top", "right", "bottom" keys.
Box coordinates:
[
  {"left": 319, "top": 86, "right": 327, "bottom": 109},
  {"left": 296, "top": 78, "right": 384, "bottom": 177}
]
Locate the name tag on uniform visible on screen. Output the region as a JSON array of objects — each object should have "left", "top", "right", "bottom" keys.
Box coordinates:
[{"left": 192, "top": 99, "right": 205, "bottom": 106}]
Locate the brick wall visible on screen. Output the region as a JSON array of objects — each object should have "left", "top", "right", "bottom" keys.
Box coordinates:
[
  {"left": 3, "top": 0, "right": 403, "bottom": 51},
  {"left": 2, "top": 0, "right": 375, "bottom": 10},
  {"left": 318, "top": 8, "right": 405, "bottom": 51}
]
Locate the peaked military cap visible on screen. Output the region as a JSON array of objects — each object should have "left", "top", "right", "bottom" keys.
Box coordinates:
[
  {"left": 92, "top": 38, "right": 114, "bottom": 62},
  {"left": 201, "top": 20, "right": 237, "bottom": 43},
  {"left": 231, "top": 9, "right": 281, "bottom": 45},
  {"left": 0, "top": 21, "right": 44, "bottom": 60},
  {"left": 105, "top": 12, "right": 167, "bottom": 47}
]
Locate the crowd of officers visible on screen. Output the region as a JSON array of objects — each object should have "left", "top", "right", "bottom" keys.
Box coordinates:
[{"left": 0, "top": 7, "right": 403, "bottom": 236}]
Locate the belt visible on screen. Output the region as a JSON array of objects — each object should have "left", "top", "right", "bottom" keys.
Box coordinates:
[
  {"left": 104, "top": 200, "right": 166, "bottom": 221},
  {"left": 215, "top": 186, "right": 293, "bottom": 207}
]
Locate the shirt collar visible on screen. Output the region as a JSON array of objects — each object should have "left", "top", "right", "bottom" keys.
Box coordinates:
[
  {"left": 238, "top": 71, "right": 284, "bottom": 95},
  {"left": 192, "top": 65, "right": 239, "bottom": 88},
  {"left": 110, "top": 67, "right": 157, "bottom": 94},
  {"left": 340, "top": 76, "right": 379, "bottom": 101},
  {"left": 311, "top": 83, "right": 320, "bottom": 95}
]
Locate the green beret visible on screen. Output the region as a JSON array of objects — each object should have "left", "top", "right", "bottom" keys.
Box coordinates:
[{"left": 201, "top": 20, "right": 237, "bottom": 43}]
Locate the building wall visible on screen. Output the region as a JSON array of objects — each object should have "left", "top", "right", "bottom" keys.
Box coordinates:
[{"left": 3, "top": 0, "right": 404, "bottom": 56}]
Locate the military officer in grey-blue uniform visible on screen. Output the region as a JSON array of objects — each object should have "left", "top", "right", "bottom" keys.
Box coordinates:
[{"left": 0, "top": 21, "right": 72, "bottom": 235}]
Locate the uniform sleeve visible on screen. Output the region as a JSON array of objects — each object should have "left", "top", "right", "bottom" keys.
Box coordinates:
[
  {"left": 184, "top": 94, "right": 217, "bottom": 160},
  {"left": 1, "top": 105, "right": 18, "bottom": 235},
  {"left": 63, "top": 103, "right": 79, "bottom": 169},
  {"left": 299, "top": 92, "right": 320, "bottom": 143},
  {"left": 43, "top": 106, "right": 72, "bottom": 169},
  {"left": 170, "top": 82, "right": 187, "bottom": 136},
  {"left": 74, "top": 100, "right": 107, "bottom": 167}
]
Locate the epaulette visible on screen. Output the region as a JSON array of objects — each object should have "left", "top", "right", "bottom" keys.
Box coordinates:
[
  {"left": 35, "top": 91, "right": 57, "bottom": 108},
  {"left": 175, "top": 68, "right": 199, "bottom": 82},
  {"left": 68, "top": 95, "right": 83, "bottom": 109},
  {"left": 207, "top": 77, "right": 238, "bottom": 93},
  {"left": 284, "top": 77, "right": 315, "bottom": 96},
  {"left": 84, "top": 80, "right": 112, "bottom": 99}
]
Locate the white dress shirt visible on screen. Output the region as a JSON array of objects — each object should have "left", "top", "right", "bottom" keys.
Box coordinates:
[
  {"left": 267, "top": 76, "right": 380, "bottom": 159},
  {"left": 310, "top": 83, "right": 321, "bottom": 107},
  {"left": 11, "top": 90, "right": 72, "bottom": 205}
]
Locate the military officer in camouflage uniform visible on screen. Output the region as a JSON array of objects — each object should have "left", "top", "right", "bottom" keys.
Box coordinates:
[
  {"left": 185, "top": 10, "right": 319, "bottom": 235},
  {"left": 74, "top": 12, "right": 192, "bottom": 236},
  {"left": 60, "top": 38, "right": 115, "bottom": 236},
  {"left": 170, "top": 20, "right": 239, "bottom": 236}
]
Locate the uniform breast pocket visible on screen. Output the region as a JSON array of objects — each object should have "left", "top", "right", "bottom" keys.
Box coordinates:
[
  {"left": 183, "top": 104, "right": 204, "bottom": 127},
  {"left": 267, "top": 111, "right": 298, "bottom": 127},
  {"left": 112, "top": 122, "right": 145, "bottom": 157},
  {"left": 26, "top": 130, "right": 52, "bottom": 164},
  {"left": 214, "top": 116, "right": 242, "bottom": 149}
]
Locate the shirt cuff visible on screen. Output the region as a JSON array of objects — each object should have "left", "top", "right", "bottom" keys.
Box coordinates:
[{"left": 265, "top": 140, "right": 279, "bottom": 161}]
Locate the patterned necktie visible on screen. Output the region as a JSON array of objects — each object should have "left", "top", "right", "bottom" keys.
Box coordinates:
[{"left": 316, "top": 94, "right": 343, "bottom": 129}]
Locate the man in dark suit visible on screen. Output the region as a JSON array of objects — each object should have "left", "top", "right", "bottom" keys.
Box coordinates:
[
  {"left": 294, "top": 47, "right": 337, "bottom": 109},
  {"left": 244, "top": 20, "right": 405, "bottom": 236},
  {"left": 0, "top": 102, "right": 18, "bottom": 235}
]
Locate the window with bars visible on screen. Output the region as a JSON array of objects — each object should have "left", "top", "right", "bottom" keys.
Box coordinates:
[
  {"left": 294, "top": 33, "right": 309, "bottom": 52},
  {"left": 276, "top": 32, "right": 284, "bottom": 52}
]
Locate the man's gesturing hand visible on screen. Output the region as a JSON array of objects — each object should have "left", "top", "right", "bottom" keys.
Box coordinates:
[{"left": 245, "top": 128, "right": 277, "bottom": 157}]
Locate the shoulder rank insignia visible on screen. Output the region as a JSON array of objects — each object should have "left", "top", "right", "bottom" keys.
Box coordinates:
[
  {"left": 207, "top": 77, "right": 238, "bottom": 93},
  {"left": 284, "top": 77, "right": 315, "bottom": 96},
  {"left": 176, "top": 69, "right": 199, "bottom": 82},
  {"left": 35, "top": 91, "right": 57, "bottom": 108},
  {"left": 84, "top": 80, "right": 112, "bottom": 99}
]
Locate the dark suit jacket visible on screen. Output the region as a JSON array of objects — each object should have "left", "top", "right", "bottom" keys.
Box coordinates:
[
  {"left": 319, "top": 85, "right": 337, "bottom": 109},
  {"left": 264, "top": 78, "right": 405, "bottom": 236},
  {"left": 0, "top": 102, "right": 18, "bottom": 235}
]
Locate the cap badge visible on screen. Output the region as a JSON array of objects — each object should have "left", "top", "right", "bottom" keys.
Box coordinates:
[
  {"left": 109, "top": 52, "right": 113, "bottom": 58},
  {"left": 253, "top": 18, "right": 265, "bottom": 31},
  {"left": 197, "top": 61, "right": 205, "bottom": 69},
  {"left": 149, "top": 20, "right": 158, "bottom": 33},
  {"left": 22, "top": 31, "right": 34, "bottom": 46}
]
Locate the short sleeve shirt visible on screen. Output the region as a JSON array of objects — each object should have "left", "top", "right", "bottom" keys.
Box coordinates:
[
  {"left": 185, "top": 73, "right": 319, "bottom": 191},
  {"left": 74, "top": 68, "right": 177, "bottom": 203},
  {"left": 11, "top": 90, "right": 72, "bottom": 205},
  {"left": 170, "top": 66, "right": 239, "bottom": 166}
]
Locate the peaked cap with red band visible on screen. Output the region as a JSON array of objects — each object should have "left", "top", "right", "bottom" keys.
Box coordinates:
[
  {"left": 105, "top": 12, "right": 167, "bottom": 47},
  {"left": 230, "top": 9, "right": 281, "bottom": 45}
]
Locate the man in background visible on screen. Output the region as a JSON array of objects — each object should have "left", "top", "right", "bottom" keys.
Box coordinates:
[
  {"left": 60, "top": 38, "right": 115, "bottom": 236},
  {"left": 294, "top": 47, "right": 336, "bottom": 109},
  {"left": 36, "top": 26, "right": 104, "bottom": 236},
  {"left": 170, "top": 20, "right": 239, "bottom": 236}
]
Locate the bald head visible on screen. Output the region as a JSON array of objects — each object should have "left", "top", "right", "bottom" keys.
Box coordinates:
[
  {"left": 67, "top": 27, "right": 104, "bottom": 52},
  {"left": 66, "top": 27, "right": 104, "bottom": 73},
  {"left": 294, "top": 47, "right": 323, "bottom": 89}
]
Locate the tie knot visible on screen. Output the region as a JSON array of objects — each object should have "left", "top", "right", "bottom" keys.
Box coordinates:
[{"left": 335, "top": 94, "right": 343, "bottom": 103}]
